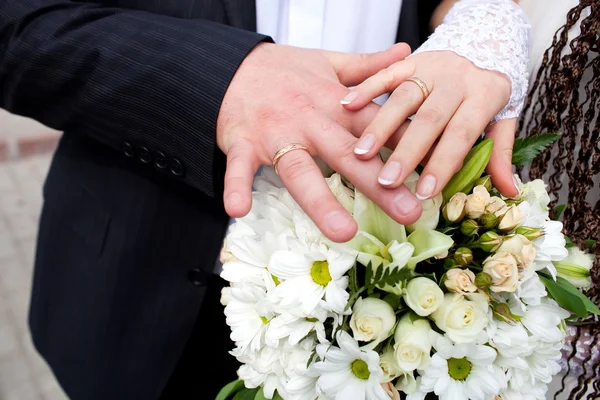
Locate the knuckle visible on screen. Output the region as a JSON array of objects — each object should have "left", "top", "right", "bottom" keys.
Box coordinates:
[
  {"left": 417, "top": 108, "right": 444, "bottom": 125},
  {"left": 393, "top": 84, "right": 419, "bottom": 103},
  {"left": 279, "top": 153, "right": 313, "bottom": 181},
  {"left": 336, "top": 137, "right": 359, "bottom": 160},
  {"left": 447, "top": 126, "right": 473, "bottom": 143}
]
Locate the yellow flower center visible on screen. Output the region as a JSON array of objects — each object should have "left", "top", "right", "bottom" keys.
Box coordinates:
[
  {"left": 311, "top": 261, "right": 332, "bottom": 286},
  {"left": 351, "top": 359, "right": 371, "bottom": 380},
  {"left": 447, "top": 357, "right": 472, "bottom": 381}
]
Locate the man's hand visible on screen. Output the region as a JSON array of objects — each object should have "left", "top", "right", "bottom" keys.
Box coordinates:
[{"left": 217, "top": 42, "right": 422, "bottom": 243}]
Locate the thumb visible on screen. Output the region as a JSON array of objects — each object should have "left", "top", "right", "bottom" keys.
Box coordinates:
[
  {"left": 324, "top": 42, "right": 412, "bottom": 87},
  {"left": 485, "top": 118, "right": 519, "bottom": 197}
]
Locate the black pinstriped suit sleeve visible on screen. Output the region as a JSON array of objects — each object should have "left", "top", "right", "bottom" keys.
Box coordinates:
[{"left": 0, "top": 0, "right": 270, "bottom": 197}]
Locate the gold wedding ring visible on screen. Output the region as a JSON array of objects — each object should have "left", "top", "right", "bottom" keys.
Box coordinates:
[
  {"left": 272, "top": 143, "right": 311, "bottom": 174},
  {"left": 405, "top": 77, "right": 431, "bottom": 101}
]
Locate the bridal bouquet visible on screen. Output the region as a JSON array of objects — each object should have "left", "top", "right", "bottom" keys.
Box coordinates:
[{"left": 216, "top": 136, "right": 598, "bottom": 400}]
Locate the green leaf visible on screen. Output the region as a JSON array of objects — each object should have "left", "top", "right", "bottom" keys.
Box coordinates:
[
  {"left": 273, "top": 392, "right": 284, "bottom": 400},
  {"left": 539, "top": 275, "right": 587, "bottom": 318},
  {"left": 553, "top": 204, "right": 566, "bottom": 221},
  {"left": 216, "top": 380, "right": 246, "bottom": 400},
  {"left": 512, "top": 133, "right": 560, "bottom": 166},
  {"left": 565, "top": 236, "right": 576, "bottom": 248},
  {"left": 555, "top": 276, "right": 600, "bottom": 315},
  {"left": 443, "top": 139, "right": 494, "bottom": 200},
  {"left": 383, "top": 293, "right": 401, "bottom": 310},
  {"left": 254, "top": 388, "right": 268, "bottom": 400},
  {"left": 233, "top": 388, "right": 260, "bottom": 400},
  {"left": 585, "top": 239, "right": 597, "bottom": 250}
]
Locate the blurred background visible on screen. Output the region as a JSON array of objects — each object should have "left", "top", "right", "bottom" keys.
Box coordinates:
[
  {"left": 0, "top": 109, "right": 587, "bottom": 399},
  {"left": 0, "top": 109, "right": 66, "bottom": 399}
]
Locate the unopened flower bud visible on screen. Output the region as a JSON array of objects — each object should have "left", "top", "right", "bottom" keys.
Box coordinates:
[
  {"left": 443, "top": 192, "right": 468, "bottom": 223},
  {"left": 492, "top": 302, "right": 520, "bottom": 324},
  {"left": 515, "top": 226, "right": 544, "bottom": 241},
  {"left": 474, "top": 175, "right": 492, "bottom": 191},
  {"left": 465, "top": 185, "right": 491, "bottom": 219},
  {"left": 475, "top": 272, "right": 493, "bottom": 289},
  {"left": 453, "top": 247, "right": 473, "bottom": 266},
  {"left": 479, "top": 212, "right": 498, "bottom": 229},
  {"left": 497, "top": 205, "right": 524, "bottom": 232},
  {"left": 461, "top": 219, "right": 479, "bottom": 236},
  {"left": 478, "top": 231, "right": 503, "bottom": 252},
  {"left": 486, "top": 196, "right": 506, "bottom": 214},
  {"left": 444, "top": 258, "right": 456, "bottom": 270}
]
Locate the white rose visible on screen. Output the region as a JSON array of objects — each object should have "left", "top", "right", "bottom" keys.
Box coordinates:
[
  {"left": 553, "top": 246, "right": 594, "bottom": 288},
  {"left": 379, "top": 350, "right": 404, "bottom": 382},
  {"left": 465, "top": 185, "right": 491, "bottom": 219},
  {"left": 350, "top": 297, "right": 397, "bottom": 350},
  {"left": 443, "top": 192, "right": 467, "bottom": 222},
  {"left": 393, "top": 314, "right": 432, "bottom": 371},
  {"left": 404, "top": 277, "right": 444, "bottom": 316},
  {"left": 483, "top": 251, "right": 520, "bottom": 293},
  {"left": 326, "top": 173, "right": 354, "bottom": 214},
  {"left": 497, "top": 234, "right": 537, "bottom": 269},
  {"left": 486, "top": 196, "right": 507, "bottom": 214},
  {"left": 444, "top": 268, "right": 477, "bottom": 294},
  {"left": 497, "top": 205, "right": 524, "bottom": 232},
  {"left": 431, "top": 293, "right": 490, "bottom": 344},
  {"left": 405, "top": 172, "right": 442, "bottom": 232}
]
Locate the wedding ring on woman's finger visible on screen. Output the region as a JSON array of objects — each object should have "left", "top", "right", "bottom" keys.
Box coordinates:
[
  {"left": 405, "top": 77, "right": 431, "bottom": 101},
  {"left": 272, "top": 143, "right": 311, "bottom": 174}
]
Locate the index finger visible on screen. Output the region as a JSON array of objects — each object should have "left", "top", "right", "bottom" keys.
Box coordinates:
[{"left": 308, "top": 117, "right": 422, "bottom": 225}]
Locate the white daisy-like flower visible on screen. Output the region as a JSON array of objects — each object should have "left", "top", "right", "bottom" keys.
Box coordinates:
[
  {"left": 268, "top": 249, "right": 355, "bottom": 315},
  {"left": 531, "top": 220, "right": 568, "bottom": 278},
  {"left": 487, "top": 320, "right": 533, "bottom": 360},
  {"left": 224, "top": 283, "right": 276, "bottom": 355},
  {"left": 419, "top": 333, "right": 505, "bottom": 400},
  {"left": 266, "top": 304, "right": 331, "bottom": 345},
  {"left": 521, "top": 299, "right": 569, "bottom": 343},
  {"left": 507, "top": 267, "right": 547, "bottom": 315},
  {"left": 311, "top": 331, "right": 389, "bottom": 400}
]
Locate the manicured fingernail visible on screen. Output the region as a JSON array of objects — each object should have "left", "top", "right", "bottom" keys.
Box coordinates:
[
  {"left": 416, "top": 175, "right": 436, "bottom": 200},
  {"left": 354, "top": 134, "right": 375, "bottom": 155},
  {"left": 326, "top": 210, "right": 353, "bottom": 233},
  {"left": 394, "top": 192, "right": 420, "bottom": 216},
  {"left": 378, "top": 161, "right": 402, "bottom": 186},
  {"left": 226, "top": 192, "right": 242, "bottom": 208},
  {"left": 340, "top": 91, "right": 359, "bottom": 105},
  {"left": 512, "top": 176, "right": 520, "bottom": 194}
]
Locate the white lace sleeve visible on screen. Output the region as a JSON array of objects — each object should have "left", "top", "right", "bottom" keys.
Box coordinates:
[{"left": 411, "top": 0, "right": 531, "bottom": 121}]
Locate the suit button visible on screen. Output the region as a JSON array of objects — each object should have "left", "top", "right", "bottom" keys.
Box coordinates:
[
  {"left": 170, "top": 159, "right": 185, "bottom": 178},
  {"left": 122, "top": 141, "right": 135, "bottom": 158},
  {"left": 155, "top": 151, "right": 168, "bottom": 170},
  {"left": 138, "top": 147, "right": 152, "bottom": 164},
  {"left": 187, "top": 268, "right": 207, "bottom": 286}
]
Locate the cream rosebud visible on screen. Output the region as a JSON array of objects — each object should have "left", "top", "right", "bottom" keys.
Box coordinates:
[
  {"left": 460, "top": 219, "right": 479, "bottom": 236},
  {"left": 465, "top": 185, "right": 491, "bottom": 219},
  {"left": 326, "top": 173, "right": 354, "bottom": 214},
  {"left": 486, "top": 196, "right": 506, "bottom": 214},
  {"left": 379, "top": 350, "right": 404, "bottom": 382},
  {"left": 553, "top": 246, "right": 594, "bottom": 289},
  {"left": 478, "top": 231, "right": 504, "bottom": 252},
  {"left": 393, "top": 314, "right": 432, "bottom": 371},
  {"left": 453, "top": 247, "right": 473, "bottom": 266},
  {"left": 498, "top": 234, "right": 536, "bottom": 269},
  {"left": 443, "top": 192, "right": 468, "bottom": 223},
  {"left": 350, "top": 297, "right": 397, "bottom": 350},
  {"left": 445, "top": 268, "right": 478, "bottom": 294},
  {"left": 483, "top": 251, "right": 520, "bottom": 293},
  {"left": 431, "top": 293, "right": 490, "bottom": 344},
  {"left": 404, "top": 277, "right": 444, "bottom": 317},
  {"left": 497, "top": 205, "right": 524, "bottom": 232}
]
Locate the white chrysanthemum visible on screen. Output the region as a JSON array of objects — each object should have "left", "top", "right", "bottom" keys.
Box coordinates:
[
  {"left": 531, "top": 220, "right": 568, "bottom": 278},
  {"left": 268, "top": 249, "right": 354, "bottom": 315},
  {"left": 487, "top": 320, "right": 533, "bottom": 360},
  {"left": 266, "top": 304, "right": 332, "bottom": 345},
  {"left": 507, "top": 267, "right": 547, "bottom": 315},
  {"left": 225, "top": 283, "right": 276, "bottom": 355},
  {"left": 312, "top": 331, "right": 389, "bottom": 400},
  {"left": 521, "top": 299, "right": 569, "bottom": 343},
  {"left": 419, "top": 333, "right": 506, "bottom": 400}
]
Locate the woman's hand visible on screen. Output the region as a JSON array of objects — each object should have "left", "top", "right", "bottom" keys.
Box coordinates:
[{"left": 341, "top": 50, "right": 519, "bottom": 200}]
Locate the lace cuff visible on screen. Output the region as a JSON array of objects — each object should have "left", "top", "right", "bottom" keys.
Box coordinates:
[{"left": 412, "top": 0, "right": 531, "bottom": 121}]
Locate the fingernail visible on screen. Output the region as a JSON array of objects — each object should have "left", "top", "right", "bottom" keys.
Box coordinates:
[
  {"left": 394, "top": 192, "right": 420, "bottom": 216},
  {"left": 416, "top": 175, "right": 436, "bottom": 200},
  {"left": 512, "top": 176, "right": 520, "bottom": 194},
  {"left": 326, "top": 210, "right": 353, "bottom": 233},
  {"left": 226, "top": 192, "right": 242, "bottom": 208},
  {"left": 354, "top": 134, "right": 375, "bottom": 155},
  {"left": 340, "top": 91, "right": 359, "bottom": 105},
  {"left": 378, "top": 161, "right": 402, "bottom": 186}
]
